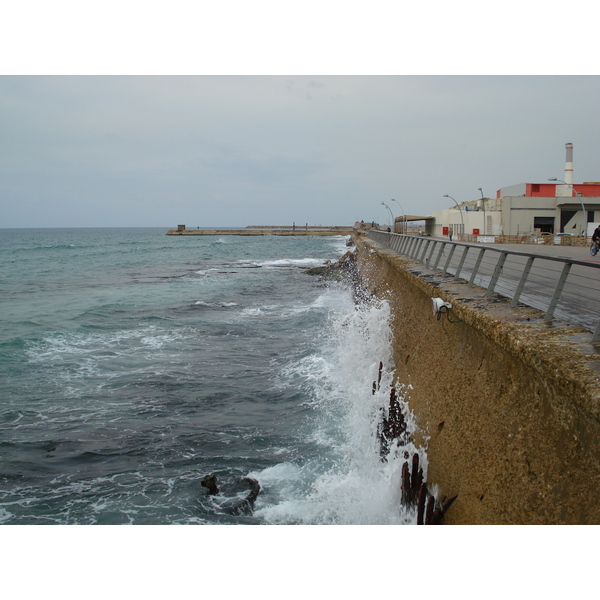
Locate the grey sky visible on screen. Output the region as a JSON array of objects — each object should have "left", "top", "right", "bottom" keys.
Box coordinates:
[{"left": 2, "top": 75, "right": 599, "bottom": 228}]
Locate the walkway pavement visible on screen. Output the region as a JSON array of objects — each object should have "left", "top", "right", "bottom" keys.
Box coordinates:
[
  {"left": 381, "top": 233, "right": 600, "bottom": 333},
  {"left": 492, "top": 242, "right": 600, "bottom": 265},
  {"left": 431, "top": 235, "right": 600, "bottom": 264}
]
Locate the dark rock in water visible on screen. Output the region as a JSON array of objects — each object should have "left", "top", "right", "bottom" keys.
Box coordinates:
[
  {"left": 425, "top": 496, "right": 435, "bottom": 524},
  {"left": 399, "top": 451, "right": 457, "bottom": 525},
  {"left": 222, "top": 478, "right": 261, "bottom": 516},
  {"left": 305, "top": 250, "right": 356, "bottom": 278},
  {"left": 305, "top": 246, "right": 372, "bottom": 305},
  {"left": 201, "top": 474, "right": 219, "bottom": 495},
  {"left": 201, "top": 475, "right": 261, "bottom": 516},
  {"left": 416, "top": 483, "right": 427, "bottom": 525},
  {"left": 305, "top": 266, "right": 338, "bottom": 277},
  {"left": 378, "top": 386, "right": 409, "bottom": 458},
  {"left": 375, "top": 382, "right": 457, "bottom": 524}
]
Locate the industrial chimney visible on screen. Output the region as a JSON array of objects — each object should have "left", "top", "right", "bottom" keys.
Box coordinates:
[
  {"left": 555, "top": 142, "right": 574, "bottom": 197},
  {"left": 564, "top": 142, "right": 574, "bottom": 185}
]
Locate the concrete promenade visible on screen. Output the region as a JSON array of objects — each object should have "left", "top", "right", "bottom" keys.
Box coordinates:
[
  {"left": 493, "top": 240, "right": 600, "bottom": 264},
  {"left": 428, "top": 234, "right": 599, "bottom": 262},
  {"left": 380, "top": 233, "right": 600, "bottom": 333}
]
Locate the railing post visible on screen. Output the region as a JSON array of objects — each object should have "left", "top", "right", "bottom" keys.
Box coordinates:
[
  {"left": 413, "top": 238, "right": 421, "bottom": 260},
  {"left": 442, "top": 244, "right": 457, "bottom": 274},
  {"left": 592, "top": 320, "right": 600, "bottom": 343},
  {"left": 396, "top": 235, "right": 404, "bottom": 252},
  {"left": 432, "top": 242, "right": 447, "bottom": 270},
  {"left": 414, "top": 238, "right": 424, "bottom": 259},
  {"left": 400, "top": 235, "right": 410, "bottom": 254},
  {"left": 510, "top": 256, "right": 534, "bottom": 307},
  {"left": 454, "top": 246, "right": 470, "bottom": 279},
  {"left": 468, "top": 248, "right": 486, "bottom": 286},
  {"left": 420, "top": 240, "right": 431, "bottom": 263},
  {"left": 416, "top": 238, "right": 425, "bottom": 258},
  {"left": 485, "top": 252, "right": 508, "bottom": 297},
  {"left": 424, "top": 241, "right": 434, "bottom": 264},
  {"left": 544, "top": 262, "right": 571, "bottom": 321}
]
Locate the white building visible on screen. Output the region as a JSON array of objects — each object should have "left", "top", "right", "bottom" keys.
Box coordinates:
[{"left": 424, "top": 144, "right": 600, "bottom": 239}]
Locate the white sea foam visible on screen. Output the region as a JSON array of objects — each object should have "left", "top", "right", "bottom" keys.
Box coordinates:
[
  {"left": 327, "top": 235, "right": 353, "bottom": 256},
  {"left": 239, "top": 304, "right": 281, "bottom": 317},
  {"left": 237, "top": 258, "right": 326, "bottom": 269},
  {"left": 195, "top": 269, "right": 215, "bottom": 276},
  {"left": 256, "top": 288, "right": 426, "bottom": 525},
  {"left": 287, "top": 293, "right": 329, "bottom": 315},
  {"left": 140, "top": 332, "right": 178, "bottom": 349},
  {"left": 0, "top": 507, "right": 13, "bottom": 524},
  {"left": 237, "top": 293, "right": 333, "bottom": 322},
  {"left": 26, "top": 326, "right": 186, "bottom": 361},
  {"left": 23, "top": 326, "right": 191, "bottom": 398},
  {"left": 194, "top": 300, "right": 239, "bottom": 308}
]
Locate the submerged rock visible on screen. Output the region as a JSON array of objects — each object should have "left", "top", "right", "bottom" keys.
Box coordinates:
[{"left": 201, "top": 475, "right": 261, "bottom": 516}]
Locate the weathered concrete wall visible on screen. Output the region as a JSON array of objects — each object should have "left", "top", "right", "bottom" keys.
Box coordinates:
[{"left": 354, "top": 233, "right": 600, "bottom": 524}]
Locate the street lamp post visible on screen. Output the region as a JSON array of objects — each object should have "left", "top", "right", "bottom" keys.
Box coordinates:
[
  {"left": 443, "top": 194, "right": 464, "bottom": 239},
  {"left": 381, "top": 201, "right": 394, "bottom": 231},
  {"left": 548, "top": 178, "right": 587, "bottom": 236},
  {"left": 390, "top": 198, "right": 406, "bottom": 234},
  {"left": 478, "top": 187, "right": 486, "bottom": 235}
]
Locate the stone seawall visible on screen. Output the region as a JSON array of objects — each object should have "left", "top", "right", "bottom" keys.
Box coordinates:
[{"left": 354, "top": 232, "right": 600, "bottom": 524}]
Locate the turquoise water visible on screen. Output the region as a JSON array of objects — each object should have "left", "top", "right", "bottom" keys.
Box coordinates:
[{"left": 0, "top": 228, "right": 422, "bottom": 524}]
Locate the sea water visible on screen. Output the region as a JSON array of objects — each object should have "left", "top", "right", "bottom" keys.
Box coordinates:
[{"left": 0, "top": 227, "right": 425, "bottom": 525}]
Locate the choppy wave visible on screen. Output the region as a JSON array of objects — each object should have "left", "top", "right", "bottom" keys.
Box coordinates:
[
  {"left": 243, "top": 258, "right": 327, "bottom": 269},
  {"left": 254, "top": 292, "right": 425, "bottom": 525},
  {"left": 194, "top": 301, "right": 239, "bottom": 308},
  {"left": 0, "top": 229, "right": 421, "bottom": 525},
  {"left": 25, "top": 325, "right": 187, "bottom": 363}
]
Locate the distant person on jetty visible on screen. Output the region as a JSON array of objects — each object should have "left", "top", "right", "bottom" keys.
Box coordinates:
[{"left": 448, "top": 226, "right": 453, "bottom": 241}]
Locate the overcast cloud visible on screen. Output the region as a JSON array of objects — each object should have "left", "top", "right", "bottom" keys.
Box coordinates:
[{"left": 1, "top": 75, "right": 599, "bottom": 228}]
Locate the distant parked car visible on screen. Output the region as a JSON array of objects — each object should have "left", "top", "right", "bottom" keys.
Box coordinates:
[{"left": 556, "top": 233, "right": 574, "bottom": 236}]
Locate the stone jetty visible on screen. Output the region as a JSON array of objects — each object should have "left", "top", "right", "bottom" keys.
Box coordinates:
[{"left": 166, "top": 225, "right": 353, "bottom": 236}]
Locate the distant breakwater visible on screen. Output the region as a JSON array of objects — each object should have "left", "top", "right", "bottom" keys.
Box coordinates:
[{"left": 166, "top": 228, "right": 354, "bottom": 236}]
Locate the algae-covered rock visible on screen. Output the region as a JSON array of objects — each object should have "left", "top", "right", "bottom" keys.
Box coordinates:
[{"left": 306, "top": 250, "right": 356, "bottom": 277}]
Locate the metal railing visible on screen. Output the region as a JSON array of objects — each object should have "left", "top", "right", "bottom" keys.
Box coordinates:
[{"left": 366, "top": 231, "right": 600, "bottom": 342}]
